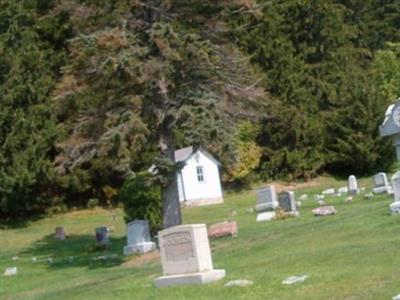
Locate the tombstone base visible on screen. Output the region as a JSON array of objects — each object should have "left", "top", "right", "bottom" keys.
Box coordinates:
[
  {"left": 256, "top": 211, "right": 276, "bottom": 222},
  {"left": 154, "top": 269, "right": 226, "bottom": 287},
  {"left": 254, "top": 202, "right": 279, "bottom": 212},
  {"left": 372, "top": 186, "right": 392, "bottom": 194},
  {"left": 123, "top": 242, "right": 156, "bottom": 256},
  {"left": 181, "top": 197, "right": 224, "bottom": 207}
]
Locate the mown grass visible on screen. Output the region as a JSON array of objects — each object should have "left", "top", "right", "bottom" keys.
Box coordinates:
[{"left": 1, "top": 176, "right": 400, "bottom": 299}]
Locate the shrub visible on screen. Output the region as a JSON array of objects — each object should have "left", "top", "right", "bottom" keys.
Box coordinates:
[
  {"left": 118, "top": 172, "right": 162, "bottom": 236},
  {"left": 87, "top": 198, "right": 99, "bottom": 209}
]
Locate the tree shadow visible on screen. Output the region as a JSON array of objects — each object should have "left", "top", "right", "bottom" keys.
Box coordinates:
[
  {"left": 20, "top": 233, "right": 127, "bottom": 269},
  {"left": 0, "top": 214, "right": 45, "bottom": 229}
]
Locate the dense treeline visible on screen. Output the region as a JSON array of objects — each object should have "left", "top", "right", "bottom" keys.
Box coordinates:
[{"left": 0, "top": 0, "right": 399, "bottom": 220}]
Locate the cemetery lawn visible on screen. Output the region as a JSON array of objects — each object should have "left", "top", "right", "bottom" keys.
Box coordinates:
[{"left": 1, "top": 176, "right": 400, "bottom": 300}]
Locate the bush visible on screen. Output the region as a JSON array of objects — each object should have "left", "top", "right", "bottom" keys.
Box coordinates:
[
  {"left": 87, "top": 198, "right": 99, "bottom": 209},
  {"left": 118, "top": 172, "right": 162, "bottom": 236}
]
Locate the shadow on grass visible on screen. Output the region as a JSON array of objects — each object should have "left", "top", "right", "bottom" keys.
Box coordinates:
[
  {"left": 21, "top": 233, "right": 126, "bottom": 269},
  {"left": 0, "top": 214, "right": 45, "bottom": 229}
]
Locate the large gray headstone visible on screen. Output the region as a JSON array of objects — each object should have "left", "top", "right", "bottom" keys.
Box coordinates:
[{"left": 255, "top": 185, "right": 278, "bottom": 212}]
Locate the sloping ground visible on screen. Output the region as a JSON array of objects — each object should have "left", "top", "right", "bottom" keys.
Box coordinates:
[{"left": 1, "top": 176, "right": 400, "bottom": 299}]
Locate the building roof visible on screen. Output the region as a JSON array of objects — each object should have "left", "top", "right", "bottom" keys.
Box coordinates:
[
  {"left": 174, "top": 146, "right": 194, "bottom": 162},
  {"left": 174, "top": 146, "right": 221, "bottom": 166}
]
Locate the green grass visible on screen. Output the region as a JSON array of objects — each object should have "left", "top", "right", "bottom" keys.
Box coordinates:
[{"left": 1, "top": 176, "right": 400, "bottom": 299}]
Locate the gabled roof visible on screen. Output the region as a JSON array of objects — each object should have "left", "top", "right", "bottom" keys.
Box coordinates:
[
  {"left": 174, "top": 146, "right": 194, "bottom": 162},
  {"left": 174, "top": 146, "right": 221, "bottom": 166}
]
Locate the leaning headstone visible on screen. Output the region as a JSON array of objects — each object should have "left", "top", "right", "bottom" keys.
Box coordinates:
[
  {"left": 256, "top": 211, "right": 276, "bottom": 222},
  {"left": 123, "top": 220, "right": 156, "bottom": 256},
  {"left": 372, "top": 172, "right": 392, "bottom": 194},
  {"left": 95, "top": 226, "right": 110, "bottom": 246},
  {"left": 54, "top": 226, "right": 66, "bottom": 240},
  {"left": 153, "top": 224, "right": 225, "bottom": 287},
  {"left": 255, "top": 185, "right": 279, "bottom": 212},
  {"left": 348, "top": 175, "right": 359, "bottom": 195},
  {"left": 208, "top": 221, "right": 237, "bottom": 239},
  {"left": 312, "top": 206, "right": 337, "bottom": 216},
  {"left": 3, "top": 267, "right": 17, "bottom": 276}
]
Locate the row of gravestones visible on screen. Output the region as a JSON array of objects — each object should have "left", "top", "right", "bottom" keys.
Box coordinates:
[
  {"left": 253, "top": 172, "right": 394, "bottom": 221},
  {"left": 254, "top": 186, "right": 298, "bottom": 222}
]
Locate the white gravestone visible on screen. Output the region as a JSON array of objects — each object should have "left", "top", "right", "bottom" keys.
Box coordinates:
[
  {"left": 372, "top": 172, "right": 392, "bottom": 194},
  {"left": 255, "top": 185, "right": 279, "bottom": 212},
  {"left": 153, "top": 224, "right": 225, "bottom": 287},
  {"left": 390, "top": 171, "right": 400, "bottom": 214},
  {"left": 123, "top": 220, "right": 156, "bottom": 256},
  {"left": 348, "top": 175, "right": 359, "bottom": 195},
  {"left": 392, "top": 171, "right": 400, "bottom": 202}
]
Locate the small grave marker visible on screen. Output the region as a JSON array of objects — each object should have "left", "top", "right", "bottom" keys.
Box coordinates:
[
  {"left": 348, "top": 175, "right": 359, "bottom": 195},
  {"left": 372, "top": 172, "right": 391, "bottom": 194},
  {"left": 95, "top": 226, "right": 110, "bottom": 246},
  {"left": 208, "top": 221, "right": 237, "bottom": 239}
]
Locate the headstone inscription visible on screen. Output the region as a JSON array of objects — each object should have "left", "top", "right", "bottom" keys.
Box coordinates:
[
  {"left": 123, "top": 220, "right": 156, "bottom": 256},
  {"left": 372, "top": 172, "right": 392, "bottom": 194},
  {"left": 95, "top": 226, "right": 110, "bottom": 246},
  {"left": 255, "top": 185, "right": 279, "bottom": 212},
  {"left": 348, "top": 175, "right": 359, "bottom": 195},
  {"left": 153, "top": 224, "right": 225, "bottom": 287},
  {"left": 277, "top": 191, "right": 297, "bottom": 212}
]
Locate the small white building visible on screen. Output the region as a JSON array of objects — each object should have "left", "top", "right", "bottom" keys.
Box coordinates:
[{"left": 175, "top": 146, "right": 223, "bottom": 206}]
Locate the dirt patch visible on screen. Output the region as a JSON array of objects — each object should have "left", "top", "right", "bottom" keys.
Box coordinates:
[
  {"left": 269, "top": 180, "right": 319, "bottom": 193},
  {"left": 122, "top": 250, "right": 160, "bottom": 268}
]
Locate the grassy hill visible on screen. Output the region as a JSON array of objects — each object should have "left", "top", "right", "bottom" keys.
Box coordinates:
[{"left": 1, "top": 176, "right": 400, "bottom": 299}]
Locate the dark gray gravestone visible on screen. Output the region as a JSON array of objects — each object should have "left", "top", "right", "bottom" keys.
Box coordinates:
[
  {"left": 95, "top": 226, "right": 110, "bottom": 246},
  {"left": 277, "top": 192, "right": 296, "bottom": 212}
]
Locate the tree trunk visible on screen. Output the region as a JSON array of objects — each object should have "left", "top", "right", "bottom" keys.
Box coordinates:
[{"left": 160, "top": 127, "right": 182, "bottom": 229}]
